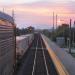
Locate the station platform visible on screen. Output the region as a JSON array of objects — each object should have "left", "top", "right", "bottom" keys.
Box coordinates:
[{"left": 42, "top": 34, "right": 75, "bottom": 75}]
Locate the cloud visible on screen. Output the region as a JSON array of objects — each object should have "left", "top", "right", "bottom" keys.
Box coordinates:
[
  {"left": 12, "top": 0, "right": 45, "bottom": 4},
  {"left": 0, "top": 1, "right": 75, "bottom": 28}
]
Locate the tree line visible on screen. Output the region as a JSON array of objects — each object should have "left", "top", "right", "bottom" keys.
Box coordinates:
[{"left": 16, "top": 26, "right": 35, "bottom": 36}]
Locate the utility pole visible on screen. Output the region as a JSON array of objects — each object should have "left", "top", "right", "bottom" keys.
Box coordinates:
[
  {"left": 12, "top": 10, "right": 15, "bottom": 21},
  {"left": 53, "top": 12, "right": 54, "bottom": 32},
  {"left": 69, "top": 19, "right": 72, "bottom": 53},
  {"left": 3, "top": 8, "right": 5, "bottom": 13},
  {"left": 12, "top": 10, "right": 16, "bottom": 74},
  {"left": 56, "top": 14, "right": 57, "bottom": 29}
]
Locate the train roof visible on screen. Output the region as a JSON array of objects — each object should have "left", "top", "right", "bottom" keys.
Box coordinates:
[
  {"left": 0, "top": 11, "right": 14, "bottom": 24},
  {"left": 16, "top": 34, "right": 32, "bottom": 41}
]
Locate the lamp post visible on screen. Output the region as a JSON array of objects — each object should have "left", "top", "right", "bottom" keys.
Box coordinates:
[
  {"left": 53, "top": 12, "right": 54, "bottom": 32},
  {"left": 69, "top": 19, "right": 72, "bottom": 53},
  {"left": 51, "top": 12, "right": 55, "bottom": 40},
  {"left": 73, "top": 21, "right": 75, "bottom": 48}
]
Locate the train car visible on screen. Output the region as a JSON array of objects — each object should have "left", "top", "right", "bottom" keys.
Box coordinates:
[
  {"left": 0, "top": 12, "right": 16, "bottom": 75},
  {"left": 16, "top": 34, "right": 34, "bottom": 60}
]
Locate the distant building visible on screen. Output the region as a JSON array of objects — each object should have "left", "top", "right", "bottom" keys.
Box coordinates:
[{"left": 0, "top": 12, "right": 16, "bottom": 75}]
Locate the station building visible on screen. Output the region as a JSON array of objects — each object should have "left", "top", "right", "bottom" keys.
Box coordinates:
[{"left": 0, "top": 12, "right": 16, "bottom": 75}]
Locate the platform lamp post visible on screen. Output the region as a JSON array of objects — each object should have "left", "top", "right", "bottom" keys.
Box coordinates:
[
  {"left": 73, "top": 21, "right": 75, "bottom": 48},
  {"left": 69, "top": 19, "right": 72, "bottom": 53},
  {"left": 53, "top": 12, "right": 55, "bottom": 32},
  {"left": 51, "top": 12, "right": 55, "bottom": 40}
]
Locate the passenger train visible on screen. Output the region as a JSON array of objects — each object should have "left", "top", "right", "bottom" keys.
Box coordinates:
[
  {"left": 0, "top": 11, "right": 34, "bottom": 75},
  {"left": 0, "top": 12, "right": 16, "bottom": 75}
]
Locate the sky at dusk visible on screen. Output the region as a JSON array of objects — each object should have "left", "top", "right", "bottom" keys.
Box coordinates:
[{"left": 0, "top": 0, "right": 75, "bottom": 29}]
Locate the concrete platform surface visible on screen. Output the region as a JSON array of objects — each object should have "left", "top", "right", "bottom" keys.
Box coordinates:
[{"left": 42, "top": 35, "right": 75, "bottom": 75}]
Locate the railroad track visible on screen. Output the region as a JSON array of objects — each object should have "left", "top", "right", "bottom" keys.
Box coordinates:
[{"left": 16, "top": 33, "right": 58, "bottom": 75}]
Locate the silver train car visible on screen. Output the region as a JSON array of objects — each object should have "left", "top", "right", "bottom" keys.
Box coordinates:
[
  {"left": 0, "top": 12, "right": 16, "bottom": 75},
  {"left": 16, "top": 34, "right": 34, "bottom": 59}
]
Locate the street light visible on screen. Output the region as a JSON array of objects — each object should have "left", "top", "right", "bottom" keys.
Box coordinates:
[
  {"left": 73, "top": 21, "right": 75, "bottom": 48},
  {"left": 69, "top": 19, "right": 72, "bottom": 53}
]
